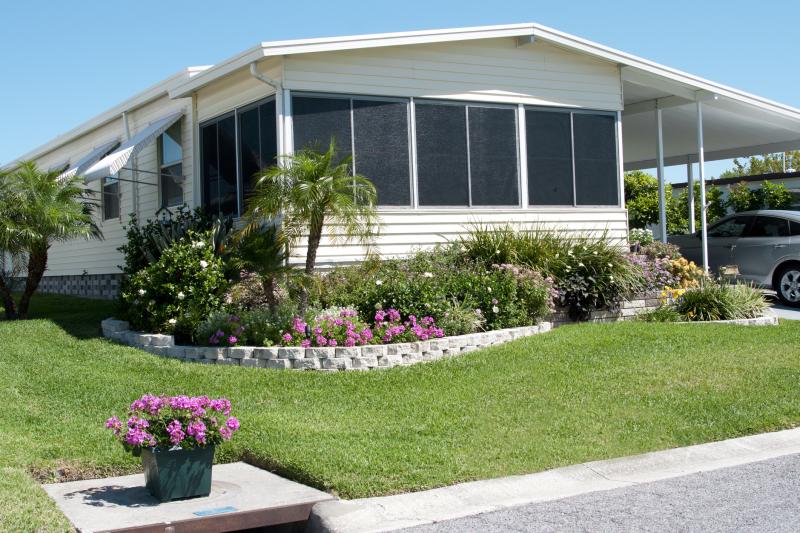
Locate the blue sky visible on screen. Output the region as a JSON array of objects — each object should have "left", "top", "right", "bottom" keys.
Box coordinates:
[{"left": 1, "top": 0, "right": 796, "bottom": 182}]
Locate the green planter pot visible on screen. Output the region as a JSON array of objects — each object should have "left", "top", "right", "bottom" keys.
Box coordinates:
[{"left": 141, "top": 445, "right": 215, "bottom": 502}]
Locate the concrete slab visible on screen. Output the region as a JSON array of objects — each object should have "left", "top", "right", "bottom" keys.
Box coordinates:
[
  {"left": 43, "top": 462, "right": 333, "bottom": 533},
  {"left": 308, "top": 428, "right": 800, "bottom": 533}
]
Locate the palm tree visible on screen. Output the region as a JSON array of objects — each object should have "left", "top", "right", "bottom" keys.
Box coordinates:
[
  {"left": 0, "top": 161, "right": 101, "bottom": 319},
  {"left": 232, "top": 223, "right": 290, "bottom": 313},
  {"left": 242, "top": 139, "right": 380, "bottom": 310}
]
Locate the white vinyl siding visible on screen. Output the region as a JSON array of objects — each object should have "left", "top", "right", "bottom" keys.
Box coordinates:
[
  {"left": 282, "top": 38, "right": 622, "bottom": 110},
  {"left": 290, "top": 208, "right": 628, "bottom": 268}
]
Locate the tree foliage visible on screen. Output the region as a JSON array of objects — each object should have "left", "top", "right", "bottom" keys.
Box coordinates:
[
  {"left": 726, "top": 180, "right": 793, "bottom": 212},
  {"left": 719, "top": 151, "right": 800, "bottom": 178},
  {"left": 0, "top": 161, "right": 100, "bottom": 318}
]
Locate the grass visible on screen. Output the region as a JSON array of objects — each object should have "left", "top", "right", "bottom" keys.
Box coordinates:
[{"left": 3, "top": 294, "right": 800, "bottom": 531}]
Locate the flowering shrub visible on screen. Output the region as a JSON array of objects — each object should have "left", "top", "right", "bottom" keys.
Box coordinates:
[
  {"left": 120, "top": 230, "right": 228, "bottom": 340},
  {"left": 281, "top": 308, "right": 374, "bottom": 347},
  {"left": 628, "top": 228, "right": 654, "bottom": 247},
  {"left": 317, "top": 247, "right": 554, "bottom": 331},
  {"left": 195, "top": 304, "right": 298, "bottom": 347},
  {"left": 669, "top": 257, "right": 705, "bottom": 288},
  {"left": 372, "top": 309, "right": 444, "bottom": 343},
  {"left": 105, "top": 394, "right": 240, "bottom": 451},
  {"left": 640, "top": 241, "right": 682, "bottom": 260},
  {"left": 625, "top": 254, "right": 679, "bottom": 292}
]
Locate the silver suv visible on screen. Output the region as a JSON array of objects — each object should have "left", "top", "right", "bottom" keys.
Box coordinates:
[{"left": 668, "top": 210, "right": 800, "bottom": 307}]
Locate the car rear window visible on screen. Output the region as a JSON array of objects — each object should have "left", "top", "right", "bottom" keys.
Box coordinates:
[
  {"left": 708, "top": 216, "right": 753, "bottom": 238},
  {"left": 791, "top": 220, "right": 800, "bottom": 236}
]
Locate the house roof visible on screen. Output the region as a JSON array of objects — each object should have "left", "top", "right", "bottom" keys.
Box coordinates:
[{"left": 8, "top": 23, "right": 800, "bottom": 172}]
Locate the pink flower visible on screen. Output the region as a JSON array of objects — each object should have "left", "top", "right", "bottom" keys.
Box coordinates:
[{"left": 300, "top": 339, "right": 311, "bottom": 348}]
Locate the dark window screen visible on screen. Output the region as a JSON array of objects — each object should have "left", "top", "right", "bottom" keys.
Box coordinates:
[
  {"left": 216, "top": 115, "right": 238, "bottom": 216},
  {"left": 353, "top": 99, "right": 410, "bottom": 206},
  {"left": 238, "top": 106, "right": 260, "bottom": 199},
  {"left": 468, "top": 106, "right": 519, "bottom": 206},
  {"left": 292, "top": 96, "right": 352, "bottom": 161},
  {"left": 415, "top": 103, "right": 469, "bottom": 206},
  {"left": 258, "top": 100, "right": 277, "bottom": 180},
  {"left": 573, "top": 113, "right": 618, "bottom": 206},
  {"left": 526, "top": 110, "right": 574, "bottom": 205},
  {"left": 200, "top": 122, "right": 220, "bottom": 214}
]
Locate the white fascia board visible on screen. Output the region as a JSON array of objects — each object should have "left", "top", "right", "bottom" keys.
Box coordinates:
[
  {"left": 5, "top": 67, "right": 210, "bottom": 169},
  {"left": 168, "top": 24, "right": 536, "bottom": 98},
  {"left": 530, "top": 23, "right": 800, "bottom": 122}
]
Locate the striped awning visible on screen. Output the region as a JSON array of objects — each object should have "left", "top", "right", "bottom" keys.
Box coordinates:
[
  {"left": 56, "top": 139, "right": 120, "bottom": 181},
  {"left": 83, "top": 111, "right": 183, "bottom": 183}
]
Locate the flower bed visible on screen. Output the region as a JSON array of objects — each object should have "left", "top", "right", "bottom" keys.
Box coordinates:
[{"left": 101, "top": 318, "right": 552, "bottom": 371}]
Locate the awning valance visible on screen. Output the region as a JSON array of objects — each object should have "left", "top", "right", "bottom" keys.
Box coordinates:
[
  {"left": 56, "top": 139, "right": 120, "bottom": 181},
  {"left": 83, "top": 111, "right": 183, "bottom": 182}
]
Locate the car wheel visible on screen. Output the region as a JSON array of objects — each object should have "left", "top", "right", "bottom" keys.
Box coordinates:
[{"left": 775, "top": 265, "right": 800, "bottom": 307}]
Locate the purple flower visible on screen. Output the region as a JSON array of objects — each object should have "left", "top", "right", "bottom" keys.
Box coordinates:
[
  {"left": 225, "top": 417, "right": 240, "bottom": 431},
  {"left": 227, "top": 335, "right": 238, "bottom": 345}
]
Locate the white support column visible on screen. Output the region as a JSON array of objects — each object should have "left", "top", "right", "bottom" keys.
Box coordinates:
[
  {"left": 696, "top": 101, "right": 709, "bottom": 273},
  {"left": 687, "top": 159, "right": 695, "bottom": 234},
  {"left": 274, "top": 89, "right": 285, "bottom": 156},
  {"left": 517, "top": 104, "right": 529, "bottom": 209},
  {"left": 655, "top": 107, "right": 667, "bottom": 242},
  {"left": 282, "top": 88, "right": 293, "bottom": 156},
  {"left": 616, "top": 111, "right": 625, "bottom": 209}
]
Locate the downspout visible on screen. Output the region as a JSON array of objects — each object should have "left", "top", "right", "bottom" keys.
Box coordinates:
[
  {"left": 249, "top": 61, "right": 289, "bottom": 263},
  {"left": 122, "top": 111, "right": 138, "bottom": 220}
]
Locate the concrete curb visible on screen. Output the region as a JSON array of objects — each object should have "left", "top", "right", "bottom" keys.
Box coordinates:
[{"left": 307, "top": 427, "right": 800, "bottom": 532}]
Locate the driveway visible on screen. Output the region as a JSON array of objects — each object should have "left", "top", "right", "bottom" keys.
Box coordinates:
[
  {"left": 765, "top": 292, "right": 800, "bottom": 320},
  {"left": 402, "top": 453, "right": 800, "bottom": 533}
]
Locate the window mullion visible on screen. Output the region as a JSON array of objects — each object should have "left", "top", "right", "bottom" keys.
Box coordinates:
[
  {"left": 570, "top": 112, "right": 577, "bottom": 208},
  {"left": 409, "top": 97, "right": 419, "bottom": 209}
]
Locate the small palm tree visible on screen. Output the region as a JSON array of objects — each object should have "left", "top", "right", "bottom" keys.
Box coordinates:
[
  {"left": 232, "top": 223, "right": 290, "bottom": 313},
  {"left": 242, "top": 139, "right": 380, "bottom": 309},
  {"left": 0, "top": 161, "right": 101, "bottom": 319}
]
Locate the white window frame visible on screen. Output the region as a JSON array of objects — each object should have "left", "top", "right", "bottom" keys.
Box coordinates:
[{"left": 158, "top": 119, "right": 184, "bottom": 209}]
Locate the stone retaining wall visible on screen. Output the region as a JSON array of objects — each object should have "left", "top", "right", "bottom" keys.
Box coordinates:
[
  {"left": 101, "top": 319, "right": 553, "bottom": 371},
  {"left": 22, "top": 273, "right": 123, "bottom": 300},
  {"left": 552, "top": 292, "right": 662, "bottom": 326}
]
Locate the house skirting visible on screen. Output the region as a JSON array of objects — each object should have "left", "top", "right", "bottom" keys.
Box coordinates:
[{"left": 26, "top": 274, "right": 123, "bottom": 300}]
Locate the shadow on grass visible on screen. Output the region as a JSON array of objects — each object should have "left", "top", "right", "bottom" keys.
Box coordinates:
[{"left": 0, "top": 293, "right": 116, "bottom": 340}]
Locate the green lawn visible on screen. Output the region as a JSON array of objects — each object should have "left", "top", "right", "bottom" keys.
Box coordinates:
[{"left": 2, "top": 294, "right": 800, "bottom": 531}]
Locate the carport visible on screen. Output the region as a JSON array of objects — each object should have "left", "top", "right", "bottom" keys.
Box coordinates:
[{"left": 532, "top": 25, "right": 800, "bottom": 271}]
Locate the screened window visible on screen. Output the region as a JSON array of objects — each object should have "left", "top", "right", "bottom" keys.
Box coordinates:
[
  {"left": 292, "top": 96, "right": 352, "bottom": 160},
  {"left": 573, "top": 113, "right": 618, "bottom": 206},
  {"left": 102, "top": 176, "right": 120, "bottom": 220},
  {"left": 201, "top": 98, "right": 277, "bottom": 217},
  {"left": 526, "top": 110, "right": 574, "bottom": 206},
  {"left": 415, "top": 103, "right": 469, "bottom": 206},
  {"left": 158, "top": 120, "right": 183, "bottom": 207},
  {"left": 292, "top": 94, "right": 412, "bottom": 206},
  {"left": 526, "top": 108, "right": 619, "bottom": 207},
  {"left": 415, "top": 102, "right": 518, "bottom": 207},
  {"left": 238, "top": 100, "right": 277, "bottom": 200},
  {"left": 468, "top": 106, "right": 519, "bottom": 206}
]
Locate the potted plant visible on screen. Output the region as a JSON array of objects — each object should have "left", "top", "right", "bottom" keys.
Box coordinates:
[{"left": 105, "top": 394, "right": 240, "bottom": 502}]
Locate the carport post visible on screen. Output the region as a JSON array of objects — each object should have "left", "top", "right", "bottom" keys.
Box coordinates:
[
  {"left": 696, "top": 101, "right": 709, "bottom": 273},
  {"left": 687, "top": 160, "right": 695, "bottom": 234},
  {"left": 656, "top": 107, "right": 667, "bottom": 242}
]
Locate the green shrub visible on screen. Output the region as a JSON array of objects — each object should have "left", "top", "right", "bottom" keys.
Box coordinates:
[
  {"left": 195, "top": 303, "right": 298, "bottom": 346},
  {"left": 674, "top": 282, "right": 767, "bottom": 321},
  {"left": 640, "top": 241, "right": 682, "bottom": 260},
  {"left": 628, "top": 228, "right": 654, "bottom": 246},
  {"left": 120, "top": 230, "right": 228, "bottom": 340},
  {"left": 635, "top": 306, "right": 685, "bottom": 322},
  {"left": 436, "top": 297, "right": 486, "bottom": 336},
  {"left": 459, "top": 225, "right": 644, "bottom": 320},
  {"left": 316, "top": 246, "right": 554, "bottom": 330}
]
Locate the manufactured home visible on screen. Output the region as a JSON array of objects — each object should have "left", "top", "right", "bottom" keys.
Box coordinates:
[{"left": 7, "top": 23, "right": 800, "bottom": 298}]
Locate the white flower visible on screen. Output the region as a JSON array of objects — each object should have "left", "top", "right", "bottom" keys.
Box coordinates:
[
  {"left": 578, "top": 262, "right": 584, "bottom": 267},
  {"left": 608, "top": 262, "right": 613, "bottom": 268},
  {"left": 593, "top": 251, "right": 598, "bottom": 255},
  {"left": 487, "top": 287, "right": 492, "bottom": 293},
  {"left": 168, "top": 318, "right": 177, "bottom": 325},
  {"left": 609, "top": 275, "right": 614, "bottom": 281},
  {"left": 199, "top": 260, "right": 209, "bottom": 269},
  {"left": 192, "top": 241, "right": 205, "bottom": 248},
  {"left": 423, "top": 272, "right": 433, "bottom": 278},
  {"left": 177, "top": 291, "right": 185, "bottom": 301},
  {"left": 137, "top": 289, "right": 146, "bottom": 296},
  {"left": 492, "top": 305, "right": 499, "bottom": 314},
  {"left": 475, "top": 308, "right": 483, "bottom": 315},
  {"left": 495, "top": 249, "right": 501, "bottom": 255},
  {"left": 375, "top": 280, "right": 383, "bottom": 286}
]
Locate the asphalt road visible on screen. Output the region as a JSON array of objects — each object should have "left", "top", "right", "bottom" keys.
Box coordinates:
[{"left": 402, "top": 453, "right": 800, "bottom": 533}]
